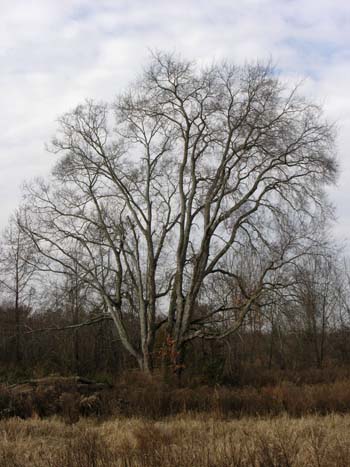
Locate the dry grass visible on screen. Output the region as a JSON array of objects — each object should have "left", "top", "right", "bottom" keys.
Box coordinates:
[{"left": 0, "top": 413, "right": 350, "bottom": 466}]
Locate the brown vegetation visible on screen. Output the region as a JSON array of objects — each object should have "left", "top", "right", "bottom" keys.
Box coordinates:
[
  {"left": 106, "top": 375, "right": 350, "bottom": 418},
  {"left": 0, "top": 413, "right": 350, "bottom": 466},
  {"left": 3, "top": 371, "right": 350, "bottom": 421}
]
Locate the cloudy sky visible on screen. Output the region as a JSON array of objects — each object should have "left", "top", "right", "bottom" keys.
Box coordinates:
[{"left": 1, "top": 0, "right": 350, "bottom": 239}]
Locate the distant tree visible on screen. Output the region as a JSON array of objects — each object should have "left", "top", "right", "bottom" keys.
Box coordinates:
[
  {"left": 0, "top": 215, "right": 37, "bottom": 362},
  {"left": 20, "top": 52, "right": 337, "bottom": 374}
]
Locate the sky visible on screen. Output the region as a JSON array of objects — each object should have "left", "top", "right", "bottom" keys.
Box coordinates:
[{"left": 1, "top": 0, "right": 350, "bottom": 240}]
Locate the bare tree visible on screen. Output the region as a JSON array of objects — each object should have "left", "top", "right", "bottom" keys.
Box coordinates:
[
  {"left": 0, "top": 215, "right": 37, "bottom": 362},
  {"left": 19, "top": 53, "right": 337, "bottom": 373}
]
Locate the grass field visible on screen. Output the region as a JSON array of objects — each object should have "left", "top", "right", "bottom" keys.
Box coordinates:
[{"left": 1, "top": 413, "right": 350, "bottom": 466}]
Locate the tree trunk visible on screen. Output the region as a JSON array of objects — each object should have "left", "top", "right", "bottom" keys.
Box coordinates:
[{"left": 15, "top": 286, "right": 21, "bottom": 363}]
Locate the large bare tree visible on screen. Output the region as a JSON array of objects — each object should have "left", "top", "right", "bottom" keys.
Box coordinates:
[{"left": 19, "top": 53, "right": 337, "bottom": 373}]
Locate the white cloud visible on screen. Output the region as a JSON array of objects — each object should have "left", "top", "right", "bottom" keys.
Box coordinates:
[{"left": 0, "top": 0, "right": 349, "bottom": 242}]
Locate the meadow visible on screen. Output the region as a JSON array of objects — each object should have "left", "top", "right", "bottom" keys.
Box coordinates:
[
  {"left": 1, "top": 413, "right": 350, "bottom": 466},
  {"left": 1, "top": 370, "right": 350, "bottom": 466}
]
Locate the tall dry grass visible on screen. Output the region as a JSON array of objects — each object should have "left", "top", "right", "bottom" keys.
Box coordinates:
[{"left": 0, "top": 413, "right": 350, "bottom": 466}]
